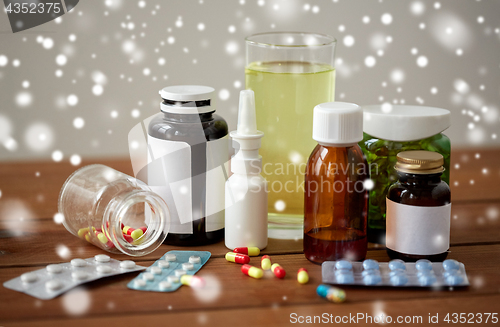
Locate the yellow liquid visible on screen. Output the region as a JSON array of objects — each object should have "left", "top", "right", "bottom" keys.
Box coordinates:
[{"left": 245, "top": 61, "right": 336, "bottom": 226}]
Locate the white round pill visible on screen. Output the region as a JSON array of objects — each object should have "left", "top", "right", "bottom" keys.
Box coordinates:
[
  {"left": 46, "top": 280, "right": 63, "bottom": 291},
  {"left": 182, "top": 263, "right": 194, "bottom": 271},
  {"left": 95, "top": 254, "right": 111, "bottom": 263},
  {"left": 189, "top": 256, "right": 201, "bottom": 264},
  {"left": 175, "top": 269, "right": 186, "bottom": 277},
  {"left": 159, "top": 281, "right": 172, "bottom": 290},
  {"left": 71, "top": 259, "right": 87, "bottom": 267},
  {"left": 96, "top": 265, "right": 113, "bottom": 274},
  {"left": 134, "top": 279, "right": 146, "bottom": 288},
  {"left": 120, "top": 260, "right": 136, "bottom": 269},
  {"left": 150, "top": 266, "right": 162, "bottom": 275},
  {"left": 167, "top": 275, "right": 179, "bottom": 283},
  {"left": 21, "top": 272, "right": 38, "bottom": 283},
  {"left": 46, "top": 264, "right": 63, "bottom": 274},
  {"left": 165, "top": 254, "right": 176, "bottom": 262},
  {"left": 158, "top": 260, "right": 170, "bottom": 269},
  {"left": 72, "top": 271, "right": 88, "bottom": 281},
  {"left": 143, "top": 272, "right": 154, "bottom": 281}
]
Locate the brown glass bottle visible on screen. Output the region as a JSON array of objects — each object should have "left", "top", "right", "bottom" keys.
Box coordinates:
[
  {"left": 386, "top": 151, "right": 451, "bottom": 262},
  {"left": 303, "top": 102, "right": 368, "bottom": 265}
]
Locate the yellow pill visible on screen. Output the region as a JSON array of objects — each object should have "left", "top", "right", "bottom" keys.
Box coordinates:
[
  {"left": 181, "top": 275, "right": 205, "bottom": 288},
  {"left": 97, "top": 232, "right": 108, "bottom": 244},
  {"left": 271, "top": 263, "right": 286, "bottom": 279},
  {"left": 123, "top": 226, "right": 132, "bottom": 234},
  {"left": 225, "top": 252, "right": 250, "bottom": 264},
  {"left": 78, "top": 227, "right": 89, "bottom": 239},
  {"left": 261, "top": 255, "right": 272, "bottom": 270},
  {"left": 297, "top": 268, "right": 309, "bottom": 284},
  {"left": 131, "top": 229, "right": 144, "bottom": 240},
  {"left": 85, "top": 234, "right": 91, "bottom": 242},
  {"left": 241, "top": 264, "right": 264, "bottom": 279},
  {"left": 233, "top": 247, "right": 260, "bottom": 256},
  {"left": 132, "top": 238, "right": 145, "bottom": 245}
]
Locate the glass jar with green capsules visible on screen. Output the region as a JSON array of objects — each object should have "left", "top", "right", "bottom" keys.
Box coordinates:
[{"left": 359, "top": 105, "right": 451, "bottom": 244}]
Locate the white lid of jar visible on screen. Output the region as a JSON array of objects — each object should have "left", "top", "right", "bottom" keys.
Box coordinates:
[
  {"left": 159, "top": 85, "right": 215, "bottom": 114},
  {"left": 362, "top": 104, "right": 451, "bottom": 142},
  {"left": 313, "top": 102, "right": 363, "bottom": 145},
  {"left": 159, "top": 85, "right": 214, "bottom": 101}
]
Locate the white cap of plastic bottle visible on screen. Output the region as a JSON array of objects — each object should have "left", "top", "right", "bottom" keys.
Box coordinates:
[{"left": 312, "top": 102, "right": 363, "bottom": 146}]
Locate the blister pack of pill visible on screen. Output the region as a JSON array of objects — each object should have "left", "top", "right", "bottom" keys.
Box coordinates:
[
  {"left": 3, "top": 255, "right": 146, "bottom": 300},
  {"left": 322, "top": 259, "right": 469, "bottom": 287},
  {"left": 127, "top": 250, "right": 211, "bottom": 292}
]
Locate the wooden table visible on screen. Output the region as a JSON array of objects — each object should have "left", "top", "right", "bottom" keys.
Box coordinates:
[{"left": 1, "top": 149, "right": 499, "bottom": 326}]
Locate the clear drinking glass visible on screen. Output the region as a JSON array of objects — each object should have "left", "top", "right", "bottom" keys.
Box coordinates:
[
  {"left": 58, "top": 164, "right": 170, "bottom": 256},
  {"left": 245, "top": 32, "right": 336, "bottom": 239}
]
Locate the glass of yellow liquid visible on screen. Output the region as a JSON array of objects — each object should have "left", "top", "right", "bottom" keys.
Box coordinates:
[{"left": 245, "top": 32, "right": 336, "bottom": 239}]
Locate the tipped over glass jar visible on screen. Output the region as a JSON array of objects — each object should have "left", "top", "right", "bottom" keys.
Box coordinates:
[{"left": 58, "top": 165, "right": 170, "bottom": 256}]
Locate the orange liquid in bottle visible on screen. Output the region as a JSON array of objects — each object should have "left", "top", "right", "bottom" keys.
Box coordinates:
[{"left": 304, "top": 145, "right": 368, "bottom": 264}]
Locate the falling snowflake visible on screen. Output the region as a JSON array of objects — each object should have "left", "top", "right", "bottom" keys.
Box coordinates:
[
  {"left": 343, "top": 35, "right": 355, "bottom": 47},
  {"left": 42, "top": 38, "right": 54, "bottom": 49},
  {"left": 219, "top": 89, "right": 230, "bottom": 101},
  {"left": 73, "top": 117, "right": 85, "bottom": 129},
  {"left": 67, "top": 94, "right": 78, "bottom": 106},
  {"left": 70, "top": 154, "right": 82, "bottom": 166},
  {"left": 381, "top": 13, "right": 393, "bottom": 25},
  {"left": 56, "top": 54, "right": 67, "bottom": 66},
  {"left": 52, "top": 150, "right": 63, "bottom": 162}
]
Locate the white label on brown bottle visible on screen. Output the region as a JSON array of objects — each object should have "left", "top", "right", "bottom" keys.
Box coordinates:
[{"left": 386, "top": 198, "right": 451, "bottom": 255}]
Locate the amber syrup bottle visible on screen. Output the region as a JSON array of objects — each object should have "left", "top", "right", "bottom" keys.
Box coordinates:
[
  {"left": 386, "top": 151, "right": 451, "bottom": 262},
  {"left": 304, "top": 102, "right": 368, "bottom": 264}
]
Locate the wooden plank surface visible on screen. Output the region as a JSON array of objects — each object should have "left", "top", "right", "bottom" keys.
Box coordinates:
[
  {"left": 6, "top": 294, "right": 500, "bottom": 327},
  {"left": 0, "top": 148, "right": 499, "bottom": 326},
  {"left": 1, "top": 244, "right": 499, "bottom": 322}
]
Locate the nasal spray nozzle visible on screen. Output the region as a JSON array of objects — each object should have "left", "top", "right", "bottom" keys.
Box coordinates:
[
  {"left": 230, "top": 90, "right": 264, "bottom": 174},
  {"left": 237, "top": 90, "right": 258, "bottom": 135}
]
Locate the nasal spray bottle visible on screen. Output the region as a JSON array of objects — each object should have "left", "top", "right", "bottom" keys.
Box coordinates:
[{"left": 225, "top": 90, "right": 268, "bottom": 250}]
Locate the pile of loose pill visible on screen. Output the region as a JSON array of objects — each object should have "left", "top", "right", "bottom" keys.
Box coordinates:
[
  {"left": 77, "top": 223, "right": 147, "bottom": 249},
  {"left": 225, "top": 247, "right": 309, "bottom": 284}
]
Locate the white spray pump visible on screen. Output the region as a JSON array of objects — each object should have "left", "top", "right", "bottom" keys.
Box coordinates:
[{"left": 225, "top": 90, "right": 268, "bottom": 250}]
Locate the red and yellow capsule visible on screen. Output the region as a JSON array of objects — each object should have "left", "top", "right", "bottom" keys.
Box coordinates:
[
  {"left": 131, "top": 229, "right": 144, "bottom": 240},
  {"left": 225, "top": 252, "right": 250, "bottom": 264},
  {"left": 123, "top": 226, "right": 135, "bottom": 235},
  {"left": 77, "top": 227, "right": 90, "bottom": 239},
  {"left": 96, "top": 231, "right": 115, "bottom": 248},
  {"left": 261, "top": 255, "right": 272, "bottom": 270},
  {"left": 241, "top": 264, "right": 263, "bottom": 279},
  {"left": 181, "top": 275, "right": 205, "bottom": 288},
  {"left": 233, "top": 247, "right": 260, "bottom": 256},
  {"left": 271, "top": 263, "right": 286, "bottom": 279},
  {"left": 297, "top": 268, "right": 309, "bottom": 284}
]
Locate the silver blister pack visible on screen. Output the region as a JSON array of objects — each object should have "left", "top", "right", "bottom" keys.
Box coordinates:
[
  {"left": 322, "top": 259, "right": 469, "bottom": 288},
  {"left": 3, "top": 255, "right": 146, "bottom": 300},
  {"left": 127, "top": 250, "right": 211, "bottom": 292}
]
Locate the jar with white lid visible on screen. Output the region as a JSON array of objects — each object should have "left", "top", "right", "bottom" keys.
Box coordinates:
[
  {"left": 147, "top": 85, "right": 228, "bottom": 246},
  {"left": 358, "top": 105, "right": 451, "bottom": 244}
]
